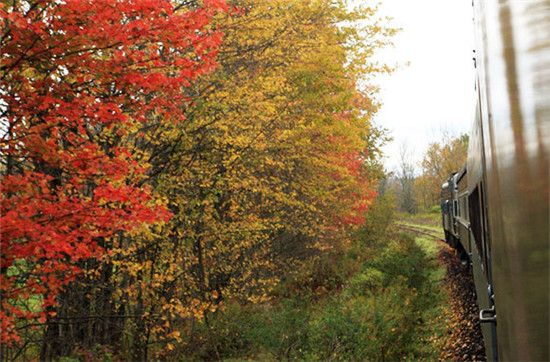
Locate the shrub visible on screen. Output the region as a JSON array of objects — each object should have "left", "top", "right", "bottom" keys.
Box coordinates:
[
  {"left": 185, "top": 300, "right": 311, "bottom": 360},
  {"left": 359, "top": 193, "right": 395, "bottom": 246},
  {"left": 307, "top": 284, "right": 426, "bottom": 361},
  {"left": 275, "top": 250, "right": 361, "bottom": 300},
  {"left": 305, "top": 231, "right": 445, "bottom": 361}
]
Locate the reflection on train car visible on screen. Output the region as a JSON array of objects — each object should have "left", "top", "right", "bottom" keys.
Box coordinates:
[{"left": 440, "top": 0, "right": 549, "bottom": 360}]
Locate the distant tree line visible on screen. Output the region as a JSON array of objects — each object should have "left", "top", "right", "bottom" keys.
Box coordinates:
[{"left": 386, "top": 133, "right": 469, "bottom": 213}]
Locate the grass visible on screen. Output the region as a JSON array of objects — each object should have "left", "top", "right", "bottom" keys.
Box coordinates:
[
  {"left": 415, "top": 235, "right": 440, "bottom": 258},
  {"left": 401, "top": 211, "right": 447, "bottom": 284},
  {"left": 415, "top": 236, "right": 447, "bottom": 283},
  {"left": 397, "top": 210, "right": 442, "bottom": 228}
]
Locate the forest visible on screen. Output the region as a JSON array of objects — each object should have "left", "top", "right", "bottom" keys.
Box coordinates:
[{"left": 1, "top": 0, "right": 476, "bottom": 360}]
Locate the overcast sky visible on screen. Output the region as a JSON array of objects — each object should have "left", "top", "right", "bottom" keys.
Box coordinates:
[{"left": 366, "top": 0, "right": 476, "bottom": 172}]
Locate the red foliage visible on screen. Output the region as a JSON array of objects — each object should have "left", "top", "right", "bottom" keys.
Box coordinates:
[
  {"left": 339, "top": 151, "right": 377, "bottom": 226},
  {"left": 0, "top": 0, "right": 225, "bottom": 344},
  {"left": 327, "top": 142, "right": 377, "bottom": 228}
]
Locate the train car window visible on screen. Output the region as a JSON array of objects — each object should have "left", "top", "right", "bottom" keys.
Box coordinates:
[
  {"left": 454, "top": 200, "right": 458, "bottom": 217},
  {"left": 465, "top": 197, "right": 469, "bottom": 221},
  {"left": 456, "top": 200, "right": 460, "bottom": 218},
  {"left": 469, "top": 186, "right": 483, "bottom": 257},
  {"left": 458, "top": 196, "right": 468, "bottom": 221},
  {"left": 479, "top": 183, "right": 492, "bottom": 279}
]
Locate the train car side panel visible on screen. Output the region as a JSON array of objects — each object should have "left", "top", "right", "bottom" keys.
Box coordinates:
[
  {"left": 467, "top": 101, "right": 498, "bottom": 360},
  {"left": 474, "top": 0, "right": 550, "bottom": 360}
]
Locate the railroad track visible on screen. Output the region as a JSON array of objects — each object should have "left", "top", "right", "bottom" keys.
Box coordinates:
[{"left": 395, "top": 222, "right": 444, "bottom": 241}]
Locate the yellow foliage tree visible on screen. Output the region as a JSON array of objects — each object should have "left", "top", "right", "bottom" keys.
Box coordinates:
[
  {"left": 131, "top": 1, "right": 394, "bottom": 356},
  {"left": 416, "top": 134, "right": 469, "bottom": 210}
]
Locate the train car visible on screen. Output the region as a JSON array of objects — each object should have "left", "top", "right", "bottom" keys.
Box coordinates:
[
  {"left": 454, "top": 168, "right": 470, "bottom": 261},
  {"left": 467, "top": 94, "right": 499, "bottom": 361},
  {"left": 441, "top": 174, "right": 456, "bottom": 247},
  {"left": 441, "top": 1, "right": 549, "bottom": 360},
  {"left": 472, "top": 0, "right": 549, "bottom": 360},
  {"left": 441, "top": 169, "right": 470, "bottom": 255}
]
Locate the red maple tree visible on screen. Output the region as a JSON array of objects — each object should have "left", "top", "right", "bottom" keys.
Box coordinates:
[{"left": 0, "top": 0, "right": 226, "bottom": 344}]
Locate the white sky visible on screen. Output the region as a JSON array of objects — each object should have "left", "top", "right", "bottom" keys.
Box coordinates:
[{"left": 367, "top": 0, "right": 476, "bottom": 172}]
